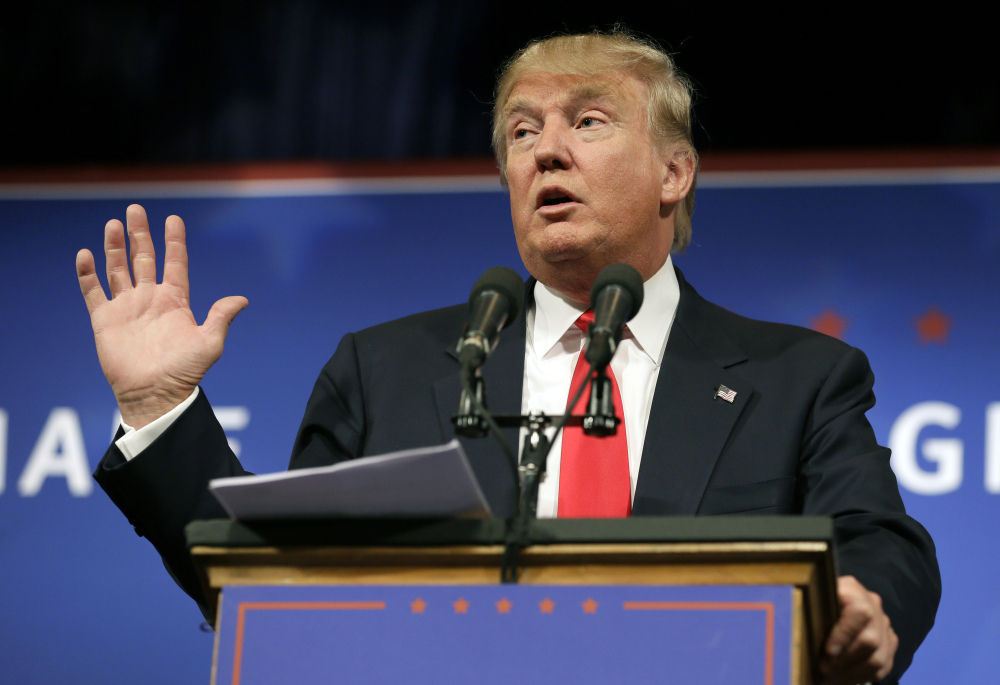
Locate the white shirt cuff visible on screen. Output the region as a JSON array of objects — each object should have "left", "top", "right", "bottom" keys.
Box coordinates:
[{"left": 115, "top": 388, "right": 201, "bottom": 461}]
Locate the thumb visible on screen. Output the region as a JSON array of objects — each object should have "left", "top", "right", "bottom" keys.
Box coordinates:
[{"left": 203, "top": 296, "right": 249, "bottom": 347}]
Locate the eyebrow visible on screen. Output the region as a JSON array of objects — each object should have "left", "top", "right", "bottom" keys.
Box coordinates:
[{"left": 503, "top": 81, "right": 618, "bottom": 126}]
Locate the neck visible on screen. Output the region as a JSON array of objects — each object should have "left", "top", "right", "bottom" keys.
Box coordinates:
[{"left": 535, "top": 255, "right": 670, "bottom": 305}]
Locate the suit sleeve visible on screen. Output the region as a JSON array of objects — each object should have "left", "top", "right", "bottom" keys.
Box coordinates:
[
  {"left": 93, "top": 389, "right": 248, "bottom": 619},
  {"left": 92, "top": 334, "right": 370, "bottom": 617},
  {"left": 798, "top": 345, "right": 941, "bottom": 683}
]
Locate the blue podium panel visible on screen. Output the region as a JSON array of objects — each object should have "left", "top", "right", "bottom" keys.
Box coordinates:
[{"left": 214, "top": 584, "right": 792, "bottom": 685}]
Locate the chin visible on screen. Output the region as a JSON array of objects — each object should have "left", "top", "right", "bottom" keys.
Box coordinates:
[
  {"left": 530, "top": 233, "right": 596, "bottom": 262},
  {"left": 530, "top": 253, "right": 603, "bottom": 293}
]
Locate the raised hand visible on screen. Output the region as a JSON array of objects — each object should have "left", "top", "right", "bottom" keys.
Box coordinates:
[{"left": 76, "top": 204, "right": 248, "bottom": 429}]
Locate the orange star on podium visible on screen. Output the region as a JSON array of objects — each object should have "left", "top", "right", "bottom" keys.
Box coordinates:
[
  {"left": 582, "top": 598, "right": 598, "bottom": 614},
  {"left": 496, "top": 598, "right": 512, "bottom": 614},
  {"left": 410, "top": 598, "right": 426, "bottom": 614},
  {"left": 453, "top": 598, "right": 469, "bottom": 614},
  {"left": 915, "top": 307, "right": 952, "bottom": 344},
  {"left": 810, "top": 309, "right": 848, "bottom": 340},
  {"left": 539, "top": 598, "right": 555, "bottom": 614}
]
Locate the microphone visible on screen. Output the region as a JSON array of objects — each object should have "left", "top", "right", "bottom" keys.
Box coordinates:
[
  {"left": 457, "top": 266, "right": 525, "bottom": 370},
  {"left": 584, "top": 263, "right": 644, "bottom": 370}
]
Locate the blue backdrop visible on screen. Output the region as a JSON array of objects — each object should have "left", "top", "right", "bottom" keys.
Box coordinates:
[{"left": 1, "top": 168, "right": 997, "bottom": 682}]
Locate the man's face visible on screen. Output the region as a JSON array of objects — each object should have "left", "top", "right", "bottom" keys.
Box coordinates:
[{"left": 504, "top": 70, "right": 680, "bottom": 302}]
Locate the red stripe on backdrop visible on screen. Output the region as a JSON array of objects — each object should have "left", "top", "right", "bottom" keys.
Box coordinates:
[{"left": 1, "top": 148, "right": 999, "bottom": 184}]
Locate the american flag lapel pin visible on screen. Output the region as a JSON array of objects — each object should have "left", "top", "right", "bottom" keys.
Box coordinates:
[{"left": 714, "top": 384, "right": 737, "bottom": 403}]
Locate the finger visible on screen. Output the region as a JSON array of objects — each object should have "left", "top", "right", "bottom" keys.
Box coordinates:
[
  {"left": 826, "top": 611, "right": 869, "bottom": 660},
  {"left": 202, "top": 296, "right": 249, "bottom": 350},
  {"left": 830, "top": 610, "right": 893, "bottom": 674},
  {"left": 825, "top": 633, "right": 895, "bottom": 685},
  {"left": 823, "top": 627, "right": 880, "bottom": 680},
  {"left": 126, "top": 204, "right": 157, "bottom": 285},
  {"left": 76, "top": 249, "right": 109, "bottom": 315},
  {"left": 876, "top": 626, "right": 899, "bottom": 680},
  {"left": 104, "top": 218, "right": 132, "bottom": 297},
  {"left": 162, "top": 214, "right": 189, "bottom": 294},
  {"left": 822, "top": 582, "right": 894, "bottom": 684},
  {"left": 825, "top": 576, "right": 871, "bottom": 657},
  {"left": 838, "top": 595, "right": 886, "bottom": 659},
  {"left": 824, "top": 660, "right": 880, "bottom": 685}
]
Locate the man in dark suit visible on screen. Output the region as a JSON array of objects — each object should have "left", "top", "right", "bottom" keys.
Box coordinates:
[{"left": 78, "top": 31, "right": 938, "bottom": 684}]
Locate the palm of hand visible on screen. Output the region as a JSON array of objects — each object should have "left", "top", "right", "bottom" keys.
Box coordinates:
[
  {"left": 94, "top": 284, "right": 219, "bottom": 403},
  {"left": 77, "top": 206, "right": 247, "bottom": 428}
]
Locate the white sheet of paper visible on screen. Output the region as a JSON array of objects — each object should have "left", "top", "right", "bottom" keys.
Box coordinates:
[{"left": 208, "top": 439, "right": 492, "bottom": 520}]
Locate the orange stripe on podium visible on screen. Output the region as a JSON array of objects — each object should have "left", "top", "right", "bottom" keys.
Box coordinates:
[
  {"left": 623, "top": 601, "right": 775, "bottom": 685},
  {"left": 232, "top": 601, "right": 386, "bottom": 685}
]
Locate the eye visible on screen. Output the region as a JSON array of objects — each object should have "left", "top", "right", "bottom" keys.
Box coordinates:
[
  {"left": 580, "top": 117, "right": 596, "bottom": 128},
  {"left": 514, "top": 128, "right": 529, "bottom": 139}
]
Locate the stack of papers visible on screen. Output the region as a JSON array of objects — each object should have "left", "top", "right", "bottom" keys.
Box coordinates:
[{"left": 209, "top": 440, "right": 492, "bottom": 520}]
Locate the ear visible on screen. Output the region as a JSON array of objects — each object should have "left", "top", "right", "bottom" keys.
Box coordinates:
[{"left": 660, "top": 148, "right": 696, "bottom": 206}]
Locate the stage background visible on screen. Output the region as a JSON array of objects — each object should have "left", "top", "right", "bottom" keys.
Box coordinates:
[{"left": 1, "top": 157, "right": 998, "bottom": 682}]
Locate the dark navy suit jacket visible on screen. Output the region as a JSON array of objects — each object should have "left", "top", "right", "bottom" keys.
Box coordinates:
[{"left": 95, "top": 267, "right": 939, "bottom": 682}]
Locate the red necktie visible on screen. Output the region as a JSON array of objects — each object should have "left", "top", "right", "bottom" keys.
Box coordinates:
[{"left": 557, "top": 310, "right": 632, "bottom": 518}]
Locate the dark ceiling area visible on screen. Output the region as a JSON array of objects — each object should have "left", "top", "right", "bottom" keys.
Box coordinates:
[{"left": 4, "top": 2, "right": 996, "bottom": 166}]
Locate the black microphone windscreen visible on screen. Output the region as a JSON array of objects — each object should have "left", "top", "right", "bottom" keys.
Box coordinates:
[
  {"left": 469, "top": 266, "right": 525, "bottom": 322},
  {"left": 589, "top": 263, "right": 644, "bottom": 320}
]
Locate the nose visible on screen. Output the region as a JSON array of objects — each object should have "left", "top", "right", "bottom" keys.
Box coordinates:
[{"left": 533, "top": 119, "right": 572, "bottom": 171}]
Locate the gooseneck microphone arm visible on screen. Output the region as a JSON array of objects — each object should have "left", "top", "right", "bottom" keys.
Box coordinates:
[
  {"left": 584, "top": 263, "right": 645, "bottom": 371},
  {"left": 453, "top": 267, "right": 525, "bottom": 497},
  {"left": 582, "top": 264, "right": 644, "bottom": 435},
  {"left": 451, "top": 264, "right": 644, "bottom": 583},
  {"left": 456, "top": 267, "right": 525, "bottom": 372}
]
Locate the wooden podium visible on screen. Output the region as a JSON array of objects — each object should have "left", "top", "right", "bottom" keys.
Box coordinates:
[{"left": 187, "top": 516, "right": 838, "bottom": 684}]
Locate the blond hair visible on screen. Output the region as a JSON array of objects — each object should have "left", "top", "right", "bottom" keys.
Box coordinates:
[{"left": 493, "top": 31, "right": 698, "bottom": 252}]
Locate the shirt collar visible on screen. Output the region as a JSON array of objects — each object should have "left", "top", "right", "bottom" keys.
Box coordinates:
[{"left": 530, "top": 255, "right": 680, "bottom": 365}]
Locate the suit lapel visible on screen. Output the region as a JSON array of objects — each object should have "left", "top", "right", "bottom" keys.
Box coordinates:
[{"left": 633, "top": 269, "right": 754, "bottom": 515}]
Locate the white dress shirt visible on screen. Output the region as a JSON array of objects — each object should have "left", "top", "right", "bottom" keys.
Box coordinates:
[
  {"left": 117, "top": 258, "right": 680, "bottom": 516},
  {"left": 116, "top": 386, "right": 199, "bottom": 460},
  {"left": 523, "top": 256, "right": 680, "bottom": 517}
]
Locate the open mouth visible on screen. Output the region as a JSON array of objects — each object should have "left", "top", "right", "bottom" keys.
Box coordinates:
[{"left": 537, "top": 187, "right": 578, "bottom": 209}]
